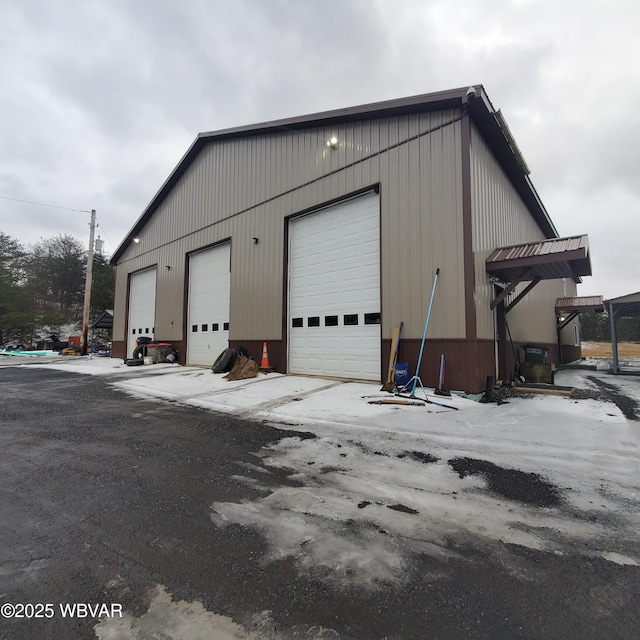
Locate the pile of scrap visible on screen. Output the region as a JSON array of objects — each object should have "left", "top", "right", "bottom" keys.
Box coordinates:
[
  {"left": 514, "top": 382, "right": 576, "bottom": 397},
  {"left": 212, "top": 346, "right": 259, "bottom": 381},
  {"left": 223, "top": 353, "right": 259, "bottom": 381}
]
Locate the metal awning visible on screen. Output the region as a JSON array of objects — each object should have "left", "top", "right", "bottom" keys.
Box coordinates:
[
  {"left": 486, "top": 235, "right": 591, "bottom": 283},
  {"left": 554, "top": 297, "right": 604, "bottom": 344},
  {"left": 486, "top": 235, "right": 593, "bottom": 381},
  {"left": 555, "top": 296, "right": 604, "bottom": 314}
]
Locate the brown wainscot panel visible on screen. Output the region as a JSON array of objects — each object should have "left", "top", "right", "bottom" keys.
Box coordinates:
[
  {"left": 382, "top": 339, "right": 496, "bottom": 395},
  {"left": 561, "top": 345, "right": 581, "bottom": 365},
  {"left": 111, "top": 341, "right": 126, "bottom": 361}
]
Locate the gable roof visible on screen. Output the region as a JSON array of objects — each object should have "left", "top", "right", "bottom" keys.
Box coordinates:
[
  {"left": 90, "top": 309, "right": 113, "bottom": 330},
  {"left": 111, "top": 85, "right": 557, "bottom": 264}
]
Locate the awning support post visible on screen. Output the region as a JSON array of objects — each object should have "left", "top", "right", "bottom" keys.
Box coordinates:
[
  {"left": 495, "top": 287, "right": 508, "bottom": 382},
  {"left": 610, "top": 302, "right": 619, "bottom": 374}
]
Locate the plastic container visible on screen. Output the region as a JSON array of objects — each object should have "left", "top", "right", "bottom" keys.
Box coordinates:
[
  {"left": 521, "top": 344, "right": 549, "bottom": 364},
  {"left": 143, "top": 356, "right": 153, "bottom": 365},
  {"left": 394, "top": 361, "right": 411, "bottom": 387}
]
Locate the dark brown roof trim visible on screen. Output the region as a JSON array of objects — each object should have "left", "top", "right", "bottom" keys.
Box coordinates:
[{"left": 112, "top": 85, "right": 557, "bottom": 264}]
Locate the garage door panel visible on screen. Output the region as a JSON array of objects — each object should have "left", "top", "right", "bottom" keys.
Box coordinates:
[
  {"left": 288, "top": 193, "right": 380, "bottom": 381},
  {"left": 187, "top": 243, "right": 230, "bottom": 366},
  {"left": 127, "top": 268, "right": 157, "bottom": 359}
]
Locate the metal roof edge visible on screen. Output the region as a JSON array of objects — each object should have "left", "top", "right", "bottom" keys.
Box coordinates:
[
  {"left": 111, "top": 84, "right": 559, "bottom": 262},
  {"left": 605, "top": 291, "right": 640, "bottom": 305},
  {"left": 486, "top": 234, "right": 588, "bottom": 258},
  {"left": 197, "top": 86, "right": 473, "bottom": 140},
  {"left": 110, "top": 87, "right": 474, "bottom": 264},
  {"left": 464, "top": 93, "right": 558, "bottom": 238},
  {"left": 110, "top": 134, "right": 204, "bottom": 264}
]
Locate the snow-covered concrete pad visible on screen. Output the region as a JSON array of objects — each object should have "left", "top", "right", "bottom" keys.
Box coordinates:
[{"left": 185, "top": 375, "right": 340, "bottom": 413}]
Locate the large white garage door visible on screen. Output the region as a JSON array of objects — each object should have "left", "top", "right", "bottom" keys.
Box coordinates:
[
  {"left": 288, "top": 192, "right": 381, "bottom": 380},
  {"left": 187, "top": 243, "right": 231, "bottom": 366},
  {"left": 127, "top": 267, "right": 157, "bottom": 359}
]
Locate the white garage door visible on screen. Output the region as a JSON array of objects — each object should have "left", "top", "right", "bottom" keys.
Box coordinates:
[
  {"left": 127, "top": 267, "right": 157, "bottom": 359},
  {"left": 288, "top": 192, "right": 381, "bottom": 380},
  {"left": 187, "top": 243, "right": 231, "bottom": 366}
]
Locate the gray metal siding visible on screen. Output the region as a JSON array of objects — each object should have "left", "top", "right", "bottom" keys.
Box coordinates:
[
  {"left": 113, "top": 110, "right": 467, "bottom": 347},
  {"left": 470, "top": 125, "right": 567, "bottom": 343}
]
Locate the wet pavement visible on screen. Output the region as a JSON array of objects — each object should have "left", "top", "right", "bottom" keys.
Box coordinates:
[{"left": 1, "top": 366, "right": 639, "bottom": 639}]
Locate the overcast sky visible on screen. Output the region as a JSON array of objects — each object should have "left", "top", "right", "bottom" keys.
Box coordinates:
[{"left": 0, "top": 0, "right": 637, "bottom": 298}]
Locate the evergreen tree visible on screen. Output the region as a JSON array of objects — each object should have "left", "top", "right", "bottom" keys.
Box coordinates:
[
  {"left": 90, "top": 253, "right": 115, "bottom": 320},
  {"left": 0, "top": 231, "right": 115, "bottom": 346},
  {"left": 0, "top": 231, "right": 28, "bottom": 345},
  {"left": 27, "top": 234, "right": 86, "bottom": 321},
  {"left": 580, "top": 311, "right": 610, "bottom": 341}
]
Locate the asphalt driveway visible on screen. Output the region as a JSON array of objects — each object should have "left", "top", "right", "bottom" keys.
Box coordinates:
[{"left": 1, "top": 366, "right": 639, "bottom": 639}]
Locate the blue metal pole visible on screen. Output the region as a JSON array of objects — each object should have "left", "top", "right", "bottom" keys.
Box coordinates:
[{"left": 411, "top": 268, "right": 440, "bottom": 396}]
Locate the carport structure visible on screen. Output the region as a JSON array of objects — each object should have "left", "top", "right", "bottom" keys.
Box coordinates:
[
  {"left": 606, "top": 292, "right": 640, "bottom": 374},
  {"left": 486, "top": 235, "right": 593, "bottom": 380},
  {"left": 90, "top": 309, "right": 113, "bottom": 332}
]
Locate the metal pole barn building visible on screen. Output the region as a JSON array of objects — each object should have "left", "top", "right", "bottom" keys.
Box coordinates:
[{"left": 110, "top": 85, "right": 594, "bottom": 393}]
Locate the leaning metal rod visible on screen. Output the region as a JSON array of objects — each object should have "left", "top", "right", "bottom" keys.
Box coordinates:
[
  {"left": 410, "top": 268, "right": 440, "bottom": 397},
  {"left": 397, "top": 383, "right": 459, "bottom": 410}
]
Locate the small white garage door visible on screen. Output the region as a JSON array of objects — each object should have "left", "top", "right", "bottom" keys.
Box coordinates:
[
  {"left": 187, "top": 243, "right": 231, "bottom": 366},
  {"left": 127, "top": 267, "right": 157, "bottom": 359},
  {"left": 288, "top": 192, "right": 381, "bottom": 380}
]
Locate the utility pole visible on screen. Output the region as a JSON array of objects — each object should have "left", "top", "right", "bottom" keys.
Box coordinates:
[{"left": 80, "top": 209, "right": 96, "bottom": 356}]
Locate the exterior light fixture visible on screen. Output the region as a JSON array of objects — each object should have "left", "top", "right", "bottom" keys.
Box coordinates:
[
  {"left": 327, "top": 136, "right": 338, "bottom": 149},
  {"left": 133, "top": 237, "right": 141, "bottom": 244},
  {"left": 252, "top": 237, "right": 259, "bottom": 244}
]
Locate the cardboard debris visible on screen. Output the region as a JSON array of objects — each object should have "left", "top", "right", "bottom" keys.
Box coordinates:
[{"left": 223, "top": 354, "right": 259, "bottom": 381}]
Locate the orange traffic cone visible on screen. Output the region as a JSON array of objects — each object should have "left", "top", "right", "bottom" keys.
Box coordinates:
[{"left": 259, "top": 341, "right": 273, "bottom": 372}]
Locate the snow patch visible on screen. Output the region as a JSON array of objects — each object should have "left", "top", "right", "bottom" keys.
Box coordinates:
[{"left": 95, "top": 584, "right": 255, "bottom": 639}]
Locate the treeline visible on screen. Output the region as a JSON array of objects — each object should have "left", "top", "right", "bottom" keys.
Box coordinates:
[
  {"left": 0, "top": 231, "right": 115, "bottom": 347},
  {"left": 581, "top": 311, "right": 640, "bottom": 342}
]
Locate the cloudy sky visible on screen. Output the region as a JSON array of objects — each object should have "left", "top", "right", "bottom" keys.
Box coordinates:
[{"left": 0, "top": 0, "right": 637, "bottom": 298}]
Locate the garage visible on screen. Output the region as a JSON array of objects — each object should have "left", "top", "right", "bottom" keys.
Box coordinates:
[
  {"left": 111, "top": 87, "right": 595, "bottom": 393},
  {"left": 288, "top": 192, "right": 381, "bottom": 380},
  {"left": 127, "top": 267, "right": 157, "bottom": 359},
  {"left": 187, "top": 243, "right": 231, "bottom": 366}
]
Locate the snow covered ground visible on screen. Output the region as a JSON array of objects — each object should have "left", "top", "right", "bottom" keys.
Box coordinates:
[{"left": 6, "top": 355, "right": 640, "bottom": 592}]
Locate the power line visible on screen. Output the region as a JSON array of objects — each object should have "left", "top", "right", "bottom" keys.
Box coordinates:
[
  {"left": 0, "top": 195, "right": 92, "bottom": 213},
  {"left": 95, "top": 216, "right": 117, "bottom": 253}
]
